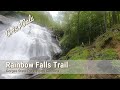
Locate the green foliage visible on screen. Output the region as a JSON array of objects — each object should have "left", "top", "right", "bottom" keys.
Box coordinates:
[
  {"left": 37, "top": 74, "right": 86, "bottom": 79},
  {"left": 110, "top": 24, "right": 120, "bottom": 41},
  {"left": 52, "top": 23, "right": 64, "bottom": 40},
  {"left": 114, "top": 32, "right": 120, "bottom": 41},
  {"left": 94, "top": 49, "right": 119, "bottom": 60},
  {"left": 57, "top": 11, "right": 120, "bottom": 55},
  {"left": 61, "top": 46, "right": 90, "bottom": 60},
  {"left": 111, "top": 24, "right": 120, "bottom": 29},
  {"left": 59, "top": 56, "right": 67, "bottom": 60},
  {"left": 60, "top": 34, "right": 77, "bottom": 54},
  {"left": 61, "top": 46, "right": 119, "bottom": 60},
  {"left": 59, "top": 11, "right": 105, "bottom": 53},
  {"left": 18, "top": 11, "right": 54, "bottom": 28},
  {"left": 57, "top": 74, "right": 86, "bottom": 79},
  {"left": 95, "top": 24, "right": 120, "bottom": 50},
  {"left": 95, "top": 31, "right": 114, "bottom": 50}
]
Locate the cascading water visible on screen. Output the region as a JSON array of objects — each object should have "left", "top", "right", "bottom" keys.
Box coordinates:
[{"left": 0, "top": 21, "right": 62, "bottom": 79}]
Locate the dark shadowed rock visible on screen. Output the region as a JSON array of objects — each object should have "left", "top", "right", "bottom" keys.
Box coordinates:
[
  {"left": 53, "top": 53, "right": 62, "bottom": 60},
  {"left": 0, "top": 21, "right": 3, "bottom": 24}
]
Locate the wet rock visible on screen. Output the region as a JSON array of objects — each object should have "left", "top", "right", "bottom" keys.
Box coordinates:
[
  {"left": 53, "top": 53, "right": 61, "bottom": 60},
  {"left": 0, "top": 21, "right": 4, "bottom": 24}
]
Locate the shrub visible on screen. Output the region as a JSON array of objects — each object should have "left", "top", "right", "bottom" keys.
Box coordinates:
[{"left": 94, "top": 49, "right": 119, "bottom": 60}]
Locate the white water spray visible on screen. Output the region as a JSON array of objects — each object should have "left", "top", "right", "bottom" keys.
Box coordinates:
[
  {"left": 0, "top": 22, "right": 61, "bottom": 60},
  {"left": 0, "top": 21, "right": 62, "bottom": 79}
]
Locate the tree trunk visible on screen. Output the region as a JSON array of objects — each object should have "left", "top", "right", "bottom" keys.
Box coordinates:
[
  {"left": 109, "top": 12, "right": 112, "bottom": 28},
  {"left": 117, "top": 12, "right": 119, "bottom": 24},
  {"left": 104, "top": 11, "right": 107, "bottom": 33},
  {"left": 88, "top": 16, "right": 91, "bottom": 45},
  {"left": 112, "top": 11, "right": 117, "bottom": 25},
  {"left": 77, "top": 11, "right": 80, "bottom": 45}
]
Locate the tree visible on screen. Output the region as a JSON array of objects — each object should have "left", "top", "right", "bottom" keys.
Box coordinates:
[
  {"left": 54, "top": 11, "right": 120, "bottom": 54},
  {"left": 104, "top": 11, "right": 107, "bottom": 33},
  {"left": 112, "top": 11, "right": 117, "bottom": 25},
  {"left": 77, "top": 11, "right": 80, "bottom": 44}
]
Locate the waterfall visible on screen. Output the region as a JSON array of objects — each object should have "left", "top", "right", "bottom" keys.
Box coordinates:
[
  {"left": 0, "top": 21, "right": 62, "bottom": 79},
  {"left": 0, "top": 22, "right": 61, "bottom": 60}
]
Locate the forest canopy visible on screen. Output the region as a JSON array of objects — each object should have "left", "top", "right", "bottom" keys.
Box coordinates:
[
  {"left": 6, "top": 11, "right": 120, "bottom": 58},
  {"left": 52, "top": 11, "right": 120, "bottom": 54}
]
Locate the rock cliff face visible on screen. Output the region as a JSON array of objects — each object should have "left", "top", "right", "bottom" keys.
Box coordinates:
[
  {"left": 0, "top": 12, "right": 21, "bottom": 31},
  {"left": 0, "top": 15, "right": 10, "bottom": 31},
  {"left": 0, "top": 15, "right": 10, "bottom": 23}
]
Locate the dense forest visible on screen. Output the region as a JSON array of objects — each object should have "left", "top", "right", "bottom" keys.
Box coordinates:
[
  {"left": 49, "top": 11, "right": 120, "bottom": 60},
  {"left": 23, "top": 11, "right": 120, "bottom": 79},
  {"left": 16, "top": 11, "right": 120, "bottom": 78},
  {"left": 1, "top": 11, "right": 120, "bottom": 79}
]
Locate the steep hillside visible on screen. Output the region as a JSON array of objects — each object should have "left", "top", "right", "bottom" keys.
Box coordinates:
[{"left": 60, "top": 24, "right": 120, "bottom": 60}]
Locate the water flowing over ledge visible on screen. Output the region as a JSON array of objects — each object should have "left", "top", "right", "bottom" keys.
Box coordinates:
[
  {"left": 0, "top": 19, "right": 62, "bottom": 78},
  {"left": 0, "top": 22, "right": 62, "bottom": 60}
]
